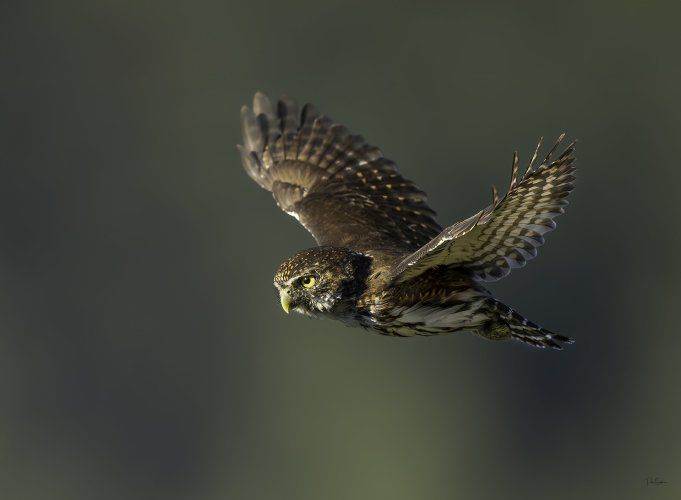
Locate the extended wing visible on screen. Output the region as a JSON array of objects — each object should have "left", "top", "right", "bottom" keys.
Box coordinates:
[
  {"left": 389, "top": 136, "right": 576, "bottom": 283},
  {"left": 238, "top": 93, "right": 442, "bottom": 253}
]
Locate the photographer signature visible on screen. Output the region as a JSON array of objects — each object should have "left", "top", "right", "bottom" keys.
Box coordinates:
[{"left": 645, "top": 477, "right": 668, "bottom": 486}]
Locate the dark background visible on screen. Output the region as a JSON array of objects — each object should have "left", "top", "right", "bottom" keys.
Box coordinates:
[{"left": 1, "top": 1, "right": 680, "bottom": 499}]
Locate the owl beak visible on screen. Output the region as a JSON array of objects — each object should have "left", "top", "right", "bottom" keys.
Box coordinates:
[{"left": 279, "top": 290, "right": 291, "bottom": 314}]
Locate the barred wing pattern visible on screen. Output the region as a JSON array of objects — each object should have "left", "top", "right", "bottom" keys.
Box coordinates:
[
  {"left": 390, "top": 137, "right": 576, "bottom": 283},
  {"left": 238, "top": 93, "right": 442, "bottom": 252}
]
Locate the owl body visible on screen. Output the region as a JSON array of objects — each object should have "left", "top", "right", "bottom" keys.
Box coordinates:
[
  {"left": 360, "top": 267, "right": 492, "bottom": 337},
  {"left": 240, "top": 93, "right": 576, "bottom": 349},
  {"left": 276, "top": 245, "right": 536, "bottom": 343}
]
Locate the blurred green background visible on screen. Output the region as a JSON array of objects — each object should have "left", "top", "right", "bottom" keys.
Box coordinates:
[{"left": 1, "top": 1, "right": 680, "bottom": 499}]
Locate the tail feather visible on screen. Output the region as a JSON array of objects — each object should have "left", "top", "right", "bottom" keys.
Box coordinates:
[{"left": 483, "top": 298, "right": 573, "bottom": 350}]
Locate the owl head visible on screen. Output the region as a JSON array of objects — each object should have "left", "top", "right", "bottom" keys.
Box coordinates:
[{"left": 273, "top": 247, "right": 370, "bottom": 318}]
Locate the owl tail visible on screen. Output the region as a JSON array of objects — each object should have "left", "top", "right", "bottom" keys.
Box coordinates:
[{"left": 476, "top": 298, "right": 574, "bottom": 350}]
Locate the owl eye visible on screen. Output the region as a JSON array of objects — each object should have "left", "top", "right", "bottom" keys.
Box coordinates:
[{"left": 300, "top": 275, "right": 316, "bottom": 288}]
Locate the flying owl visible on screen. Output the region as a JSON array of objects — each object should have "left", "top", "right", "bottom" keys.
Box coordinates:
[{"left": 238, "top": 93, "right": 576, "bottom": 349}]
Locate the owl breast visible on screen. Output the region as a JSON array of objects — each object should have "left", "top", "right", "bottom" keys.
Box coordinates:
[{"left": 359, "top": 281, "right": 491, "bottom": 337}]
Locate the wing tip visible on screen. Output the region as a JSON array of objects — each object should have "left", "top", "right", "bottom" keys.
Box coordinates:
[{"left": 253, "top": 91, "right": 274, "bottom": 117}]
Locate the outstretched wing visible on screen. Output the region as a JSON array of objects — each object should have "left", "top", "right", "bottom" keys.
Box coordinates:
[
  {"left": 238, "top": 93, "right": 442, "bottom": 252},
  {"left": 389, "top": 136, "right": 576, "bottom": 283}
]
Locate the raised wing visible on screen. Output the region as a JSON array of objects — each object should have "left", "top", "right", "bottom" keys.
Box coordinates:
[
  {"left": 238, "top": 93, "right": 442, "bottom": 252},
  {"left": 389, "top": 136, "right": 576, "bottom": 283}
]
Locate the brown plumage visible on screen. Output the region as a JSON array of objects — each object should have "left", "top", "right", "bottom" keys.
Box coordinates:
[{"left": 238, "top": 92, "right": 576, "bottom": 349}]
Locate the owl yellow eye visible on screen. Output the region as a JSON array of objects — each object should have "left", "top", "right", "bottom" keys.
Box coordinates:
[{"left": 301, "top": 275, "right": 316, "bottom": 288}]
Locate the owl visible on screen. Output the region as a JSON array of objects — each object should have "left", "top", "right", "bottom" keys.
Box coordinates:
[{"left": 238, "top": 93, "right": 576, "bottom": 349}]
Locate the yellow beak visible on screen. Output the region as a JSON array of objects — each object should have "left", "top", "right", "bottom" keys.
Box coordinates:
[{"left": 279, "top": 290, "right": 291, "bottom": 314}]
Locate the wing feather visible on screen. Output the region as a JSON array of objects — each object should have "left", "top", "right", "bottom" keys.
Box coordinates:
[
  {"left": 390, "top": 136, "right": 576, "bottom": 283},
  {"left": 238, "top": 93, "right": 442, "bottom": 252}
]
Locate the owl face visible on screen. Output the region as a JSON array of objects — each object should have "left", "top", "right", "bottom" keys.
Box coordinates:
[{"left": 273, "top": 247, "right": 370, "bottom": 318}]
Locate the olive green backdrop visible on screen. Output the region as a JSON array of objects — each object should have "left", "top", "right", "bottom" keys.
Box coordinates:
[{"left": 1, "top": 1, "right": 680, "bottom": 499}]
